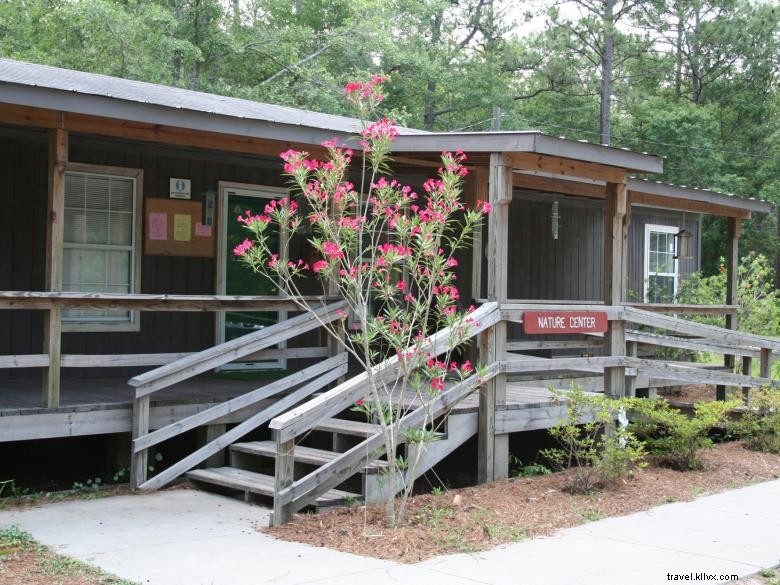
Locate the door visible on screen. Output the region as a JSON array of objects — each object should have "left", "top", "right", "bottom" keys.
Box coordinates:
[{"left": 217, "top": 182, "right": 288, "bottom": 370}]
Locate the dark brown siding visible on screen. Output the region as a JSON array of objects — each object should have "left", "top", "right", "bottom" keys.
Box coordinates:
[
  {"left": 507, "top": 190, "right": 701, "bottom": 302},
  {"left": 0, "top": 124, "right": 289, "bottom": 378}
]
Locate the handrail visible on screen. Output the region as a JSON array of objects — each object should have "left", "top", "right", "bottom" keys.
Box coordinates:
[
  {"left": 624, "top": 306, "right": 780, "bottom": 352},
  {"left": 273, "top": 363, "right": 501, "bottom": 522},
  {"left": 626, "top": 303, "right": 737, "bottom": 316},
  {"left": 0, "top": 291, "right": 340, "bottom": 311},
  {"left": 129, "top": 301, "right": 347, "bottom": 397},
  {"left": 269, "top": 302, "right": 501, "bottom": 444},
  {"left": 136, "top": 355, "right": 349, "bottom": 491}
]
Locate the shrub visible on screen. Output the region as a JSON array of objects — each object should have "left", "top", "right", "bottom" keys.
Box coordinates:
[
  {"left": 629, "top": 398, "right": 739, "bottom": 470},
  {"left": 676, "top": 253, "right": 780, "bottom": 337},
  {"left": 540, "top": 388, "right": 646, "bottom": 494},
  {"left": 730, "top": 386, "right": 780, "bottom": 454}
]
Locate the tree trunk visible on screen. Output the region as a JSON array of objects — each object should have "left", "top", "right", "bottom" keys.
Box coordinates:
[
  {"left": 423, "top": 10, "right": 443, "bottom": 130},
  {"left": 674, "top": 1, "right": 683, "bottom": 98},
  {"left": 690, "top": 6, "right": 702, "bottom": 104},
  {"left": 171, "top": 0, "right": 182, "bottom": 86},
  {"left": 599, "top": 0, "right": 615, "bottom": 145}
]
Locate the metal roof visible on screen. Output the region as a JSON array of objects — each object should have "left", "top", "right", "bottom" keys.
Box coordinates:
[
  {"left": 0, "top": 58, "right": 426, "bottom": 142},
  {"left": 627, "top": 177, "right": 772, "bottom": 214},
  {"left": 0, "top": 58, "right": 770, "bottom": 214}
]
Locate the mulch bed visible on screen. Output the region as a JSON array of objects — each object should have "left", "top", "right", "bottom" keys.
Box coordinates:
[{"left": 264, "top": 441, "right": 780, "bottom": 563}]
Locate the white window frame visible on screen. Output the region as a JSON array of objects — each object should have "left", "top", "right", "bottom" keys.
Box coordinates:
[
  {"left": 216, "top": 181, "right": 288, "bottom": 370},
  {"left": 62, "top": 163, "right": 144, "bottom": 333},
  {"left": 643, "top": 224, "right": 679, "bottom": 304}
]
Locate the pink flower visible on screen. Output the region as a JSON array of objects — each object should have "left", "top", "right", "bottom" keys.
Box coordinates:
[
  {"left": 345, "top": 82, "right": 364, "bottom": 95},
  {"left": 322, "top": 241, "right": 344, "bottom": 259},
  {"left": 431, "top": 377, "right": 445, "bottom": 392},
  {"left": 476, "top": 200, "right": 492, "bottom": 214},
  {"left": 232, "top": 238, "right": 253, "bottom": 256},
  {"left": 355, "top": 398, "right": 364, "bottom": 406},
  {"left": 312, "top": 260, "right": 329, "bottom": 273}
]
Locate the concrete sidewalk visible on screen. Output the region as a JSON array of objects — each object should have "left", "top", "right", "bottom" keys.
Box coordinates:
[{"left": 2, "top": 481, "right": 779, "bottom": 585}]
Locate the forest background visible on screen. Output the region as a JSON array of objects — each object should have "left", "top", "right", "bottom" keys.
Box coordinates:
[{"left": 1, "top": 0, "right": 777, "bottom": 279}]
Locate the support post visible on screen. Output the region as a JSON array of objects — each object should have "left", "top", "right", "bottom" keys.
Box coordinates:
[
  {"left": 759, "top": 348, "right": 772, "bottom": 380},
  {"left": 626, "top": 340, "right": 638, "bottom": 398},
  {"left": 603, "top": 181, "right": 627, "bottom": 398},
  {"left": 42, "top": 128, "right": 68, "bottom": 407},
  {"left": 478, "top": 153, "right": 510, "bottom": 482},
  {"left": 130, "top": 395, "right": 150, "bottom": 489},
  {"left": 717, "top": 218, "right": 740, "bottom": 401},
  {"left": 741, "top": 356, "right": 753, "bottom": 403},
  {"left": 273, "top": 437, "right": 295, "bottom": 525}
]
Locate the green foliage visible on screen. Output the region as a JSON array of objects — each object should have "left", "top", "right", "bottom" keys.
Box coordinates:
[
  {"left": 730, "top": 387, "right": 780, "bottom": 454},
  {"left": 629, "top": 398, "right": 739, "bottom": 471},
  {"left": 509, "top": 454, "right": 551, "bottom": 478},
  {"left": 540, "top": 388, "right": 646, "bottom": 494},
  {"left": 676, "top": 253, "right": 780, "bottom": 337}
]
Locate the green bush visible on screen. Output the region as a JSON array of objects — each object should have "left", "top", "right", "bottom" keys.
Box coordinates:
[
  {"left": 676, "top": 253, "right": 779, "bottom": 337},
  {"left": 629, "top": 398, "right": 739, "bottom": 470},
  {"left": 541, "top": 388, "right": 646, "bottom": 494},
  {"left": 730, "top": 386, "right": 780, "bottom": 454}
]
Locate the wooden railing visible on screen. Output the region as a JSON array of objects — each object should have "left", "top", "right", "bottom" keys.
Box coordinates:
[
  {"left": 501, "top": 302, "right": 777, "bottom": 389},
  {"left": 267, "top": 302, "right": 501, "bottom": 524},
  {"left": 0, "top": 291, "right": 340, "bottom": 407},
  {"left": 127, "top": 300, "right": 347, "bottom": 489}
]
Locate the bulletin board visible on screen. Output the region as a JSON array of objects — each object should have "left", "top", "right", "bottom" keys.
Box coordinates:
[{"left": 144, "top": 198, "right": 216, "bottom": 257}]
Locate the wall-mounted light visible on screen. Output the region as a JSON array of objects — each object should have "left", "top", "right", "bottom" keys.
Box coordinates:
[
  {"left": 551, "top": 200, "right": 560, "bottom": 240},
  {"left": 674, "top": 228, "right": 694, "bottom": 260}
]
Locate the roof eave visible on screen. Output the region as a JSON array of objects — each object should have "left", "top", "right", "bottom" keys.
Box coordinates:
[{"left": 391, "top": 132, "right": 663, "bottom": 174}]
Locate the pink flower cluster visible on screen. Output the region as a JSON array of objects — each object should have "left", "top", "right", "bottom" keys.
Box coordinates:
[
  {"left": 233, "top": 238, "right": 254, "bottom": 257},
  {"left": 236, "top": 210, "right": 271, "bottom": 225},
  {"left": 345, "top": 74, "right": 388, "bottom": 102},
  {"left": 360, "top": 118, "right": 399, "bottom": 145},
  {"left": 264, "top": 198, "right": 298, "bottom": 214}
]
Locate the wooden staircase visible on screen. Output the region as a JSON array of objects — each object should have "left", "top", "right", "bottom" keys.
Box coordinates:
[{"left": 185, "top": 410, "right": 476, "bottom": 509}]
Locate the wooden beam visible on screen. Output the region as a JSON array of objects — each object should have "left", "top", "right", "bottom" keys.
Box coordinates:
[
  {"left": 509, "top": 152, "right": 627, "bottom": 184},
  {"left": 604, "top": 181, "right": 627, "bottom": 398},
  {"left": 470, "top": 169, "right": 488, "bottom": 301},
  {"left": 631, "top": 192, "right": 750, "bottom": 220},
  {"left": 511, "top": 172, "right": 750, "bottom": 219},
  {"left": 513, "top": 173, "right": 605, "bottom": 199},
  {"left": 130, "top": 395, "right": 150, "bottom": 489},
  {"left": 42, "top": 128, "right": 67, "bottom": 408}
]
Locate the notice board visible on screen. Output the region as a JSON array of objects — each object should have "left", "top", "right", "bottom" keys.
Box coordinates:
[{"left": 144, "top": 198, "right": 216, "bottom": 257}]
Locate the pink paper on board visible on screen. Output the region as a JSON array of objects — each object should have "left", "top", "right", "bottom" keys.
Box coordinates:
[
  {"left": 195, "top": 222, "right": 212, "bottom": 237},
  {"left": 148, "top": 212, "right": 168, "bottom": 240}
]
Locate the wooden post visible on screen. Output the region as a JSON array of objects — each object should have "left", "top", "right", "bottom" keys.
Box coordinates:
[
  {"left": 273, "top": 437, "right": 295, "bottom": 525},
  {"left": 42, "top": 128, "right": 68, "bottom": 408},
  {"left": 626, "top": 340, "right": 638, "bottom": 398},
  {"left": 603, "top": 181, "right": 627, "bottom": 398},
  {"left": 130, "top": 395, "right": 150, "bottom": 488},
  {"left": 478, "top": 153, "right": 510, "bottom": 482},
  {"left": 741, "top": 356, "right": 753, "bottom": 403},
  {"left": 759, "top": 348, "right": 772, "bottom": 380},
  {"left": 470, "top": 169, "right": 488, "bottom": 302},
  {"left": 717, "top": 218, "right": 740, "bottom": 401}
]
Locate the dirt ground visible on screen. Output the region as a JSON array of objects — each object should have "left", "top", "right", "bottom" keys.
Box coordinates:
[
  {"left": 659, "top": 383, "right": 718, "bottom": 404},
  {"left": 265, "top": 441, "right": 780, "bottom": 563}
]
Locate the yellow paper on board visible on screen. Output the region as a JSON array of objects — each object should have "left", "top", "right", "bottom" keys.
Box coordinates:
[{"left": 173, "top": 214, "right": 192, "bottom": 242}]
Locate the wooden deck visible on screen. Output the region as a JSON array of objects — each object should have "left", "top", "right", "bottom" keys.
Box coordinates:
[
  {"left": 0, "top": 375, "right": 270, "bottom": 442},
  {"left": 0, "top": 376, "right": 571, "bottom": 443}
]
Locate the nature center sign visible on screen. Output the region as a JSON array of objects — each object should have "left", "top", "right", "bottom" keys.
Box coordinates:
[{"left": 522, "top": 311, "right": 608, "bottom": 334}]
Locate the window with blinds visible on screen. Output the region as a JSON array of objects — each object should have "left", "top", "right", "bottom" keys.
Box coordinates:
[{"left": 63, "top": 171, "right": 137, "bottom": 328}]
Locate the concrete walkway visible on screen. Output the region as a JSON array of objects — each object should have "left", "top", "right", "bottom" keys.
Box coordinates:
[{"left": 2, "top": 481, "right": 779, "bottom": 585}]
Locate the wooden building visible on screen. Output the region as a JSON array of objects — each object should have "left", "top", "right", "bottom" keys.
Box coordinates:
[{"left": 0, "top": 58, "right": 776, "bottom": 521}]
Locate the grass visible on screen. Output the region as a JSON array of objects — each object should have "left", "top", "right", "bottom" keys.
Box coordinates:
[
  {"left": 758, "top": 567, "right": 780, "bottom": 585},
  {"left": 0, "top": 526, "right": 138, "bottom": 585}
]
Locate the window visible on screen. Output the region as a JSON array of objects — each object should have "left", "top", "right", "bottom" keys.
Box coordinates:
[
  {"left": 644, "top": 224, "right": 678, "bottom": 303},
  {"left": 62, "top": 166, "right": 142, "bottom": 331}
]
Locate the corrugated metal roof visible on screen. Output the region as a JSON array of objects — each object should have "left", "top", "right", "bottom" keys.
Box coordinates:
[{"left": 0, "top": 58, "right": 427, "bottom": 136}]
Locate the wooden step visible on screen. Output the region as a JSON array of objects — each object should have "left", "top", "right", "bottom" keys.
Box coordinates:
[
  {"left": 230, "top": 440, "right": 386, "bottom": 472},
  {"left": 314, "top": 417, "right": 382, "bottom": 437},
  {"left": 186, "top": 467, "right": 358, "bottom": 506}
]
